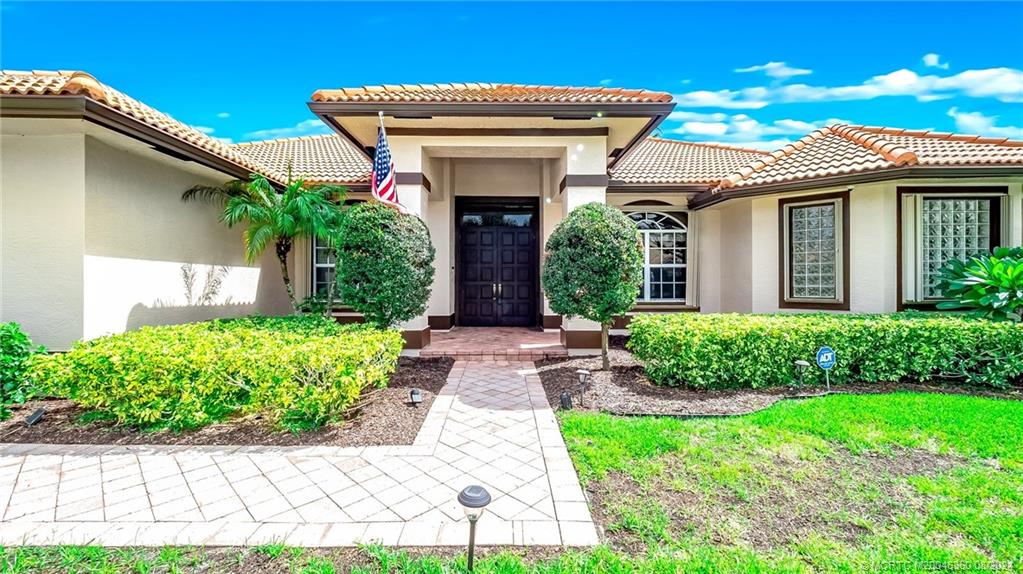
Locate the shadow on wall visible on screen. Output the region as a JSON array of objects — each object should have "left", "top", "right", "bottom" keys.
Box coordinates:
[
  {"left": 127, "top": 301, "right": 257, "bottom": 330},
  {"left": 126, "top": 263, "right": 257, "bottom": 330}
]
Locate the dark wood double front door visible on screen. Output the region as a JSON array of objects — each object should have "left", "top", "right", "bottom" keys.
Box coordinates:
[{"left": 457, "top": 198, "right": 538, "bottom": 327}]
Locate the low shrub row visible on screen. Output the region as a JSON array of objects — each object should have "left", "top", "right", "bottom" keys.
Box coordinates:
[
  {"left": 628, "top": 312, "right": 1023, "bottom": 390},
  {"left": 29, "top": 316, "right": 403, "bottom": 430}
]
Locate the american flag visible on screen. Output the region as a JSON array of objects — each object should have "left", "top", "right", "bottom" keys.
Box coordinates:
[{"left": 371, "top": 113, "right": 403, "bottom": 211}]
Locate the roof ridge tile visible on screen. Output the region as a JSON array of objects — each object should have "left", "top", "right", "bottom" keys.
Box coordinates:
[
  {"left": 717, "top": 127, "right": 834, "bottom": 190},
  {"left": 832, "top": 124, "right": 918, "bottom": 166}
]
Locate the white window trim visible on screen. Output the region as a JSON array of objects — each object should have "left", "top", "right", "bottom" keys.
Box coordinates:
[
  {"left": 623, "top": 209, "right": 694, "bottom": 306},
  {"left": 311, "top": 236, "right": 335, "bottom": 296},
  {"left": 901, "top": 192, "right": 1008, "bottom": 303},
  {"left": 782, "top": 198, "right": 844, "bottom": 304}
]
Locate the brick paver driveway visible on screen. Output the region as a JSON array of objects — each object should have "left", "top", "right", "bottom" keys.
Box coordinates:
[{"left": 0, "top": 361, "right": 598, "bottom": 547}]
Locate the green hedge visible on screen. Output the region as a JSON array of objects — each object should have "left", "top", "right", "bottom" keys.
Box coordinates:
[
  {"left": 1, "top": 322, "right": 43, "bottom": 414},
  {"left": 628, "top": 313, "right": 1023, "bottom": 390},
  {"left": 29, "top": 316, "right": 404, "bottom": 430}
]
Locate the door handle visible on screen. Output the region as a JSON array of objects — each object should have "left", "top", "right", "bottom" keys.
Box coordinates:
[
  {"left": 498, "top": 283, "right": 503, "bottom": 298},
  {"left": 492, "top": 283, "right": 497, "bottom": 300}
]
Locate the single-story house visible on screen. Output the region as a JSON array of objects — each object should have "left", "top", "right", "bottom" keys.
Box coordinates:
[{"left": 3, "top": 71, "right": 1022, "bottom": 351}]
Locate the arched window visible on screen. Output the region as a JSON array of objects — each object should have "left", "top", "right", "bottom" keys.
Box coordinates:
[{"left": 628, "top": 212, "right": 687, "bottom": 301}]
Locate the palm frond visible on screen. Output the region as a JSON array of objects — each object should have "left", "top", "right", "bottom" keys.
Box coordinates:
[{"left": 181, "top": 180, "right": 246, "bottom": 205}]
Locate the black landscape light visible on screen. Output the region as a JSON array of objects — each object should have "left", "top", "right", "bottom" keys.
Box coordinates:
[
  {"left": 559, "top": 391, "right": 573, "bottom": 410},
  {"left": 457, "top": 485, "right": 491, "bottom": 571},
  {"left": 408, "top": 388, "right": 423, "bottom": 406},
  {"left": 25, "top": 408, "right": 44, "bottom": 426},
  {"left": 793, "top": 360, "right": 811, "bottom": 388},
  {"left": 575, "top": 369, "right": 592, "bottom": 406}
]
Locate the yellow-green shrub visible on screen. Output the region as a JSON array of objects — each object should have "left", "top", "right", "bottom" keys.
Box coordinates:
[
  {"left": 29, "top": 316, "right": 403, "bottom": 430},
  {"left": 628, "top": 312, "right": 1023, "bottom": 390}
]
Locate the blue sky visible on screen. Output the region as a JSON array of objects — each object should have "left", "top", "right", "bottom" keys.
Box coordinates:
[{"left": 3, "top": 1, "right": 1021, "bottom": 150}]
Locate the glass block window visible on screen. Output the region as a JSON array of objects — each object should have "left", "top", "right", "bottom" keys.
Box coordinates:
[
  {"left": 920, "top": 198, "right": 995, "bottom": 298},
  {"left": 628, "top": 212, "right": 687, "bottom": 301},
  {"left": 786, "top": 201, "right": 840, "bottom": 300},
  {"left": 312, "top": 237, "right": 336, "bottom": 296}
]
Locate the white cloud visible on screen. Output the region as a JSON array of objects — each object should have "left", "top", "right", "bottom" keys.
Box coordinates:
[
  {"left": 667, "top": 110, "right": 728, "bottom": 122},
  {"left": 669, "top": 112, "right": 851, "bottom": 150},
  {"left": 191, "top": 125, "right": 215, "bottom": 135},
  {"left": 216, "top": 112, "right": 231, "bottom": 119},
  {"left": 680, "top": 121, "right": 730, "bottom": 136},
  {"left": 947, "top": 107, "right": 1023, "bottom": 139},
  {"left": 923, "top": 53, "right": 949, "bottom": 70},
  {"left": 675, "top": 65, "right": 1023, "bottom": 108},
  {"left": 735, "top": 61, "right": 812, "bottom": 79},
  {"left": 599, "top": 78, "right": 613, "bottom": 86},
  {"left": 242, "top": 119, "right": 331, "bottom": 141}
]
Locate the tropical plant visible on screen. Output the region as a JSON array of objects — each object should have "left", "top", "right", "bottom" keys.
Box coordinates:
[
  {"left": 183, "top": 173, "right": 347, "bottom": 310},
  {"left": 936, "top": 247, "right": 1023, "bottom": 321},
  {"left": 335, "top": 202, "right": 436, "bottom": 329},
  {"left": 542, "top": 203, "right": 643, "bottom": 370},
  {"left": 1, "top": 322, "right": 44, "bottom": 417}
]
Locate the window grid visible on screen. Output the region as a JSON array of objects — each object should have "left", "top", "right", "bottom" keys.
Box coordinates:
[
  {"left": 921, "top": 198, "right": 992, "bottom": 298},
  {"left": 789, "top": 203, "right": 837, "bottom": 299},
  {"left": 312, "top": 237, "right": 336, "bottom": 296},
  {"left": 628, "top": 212, "right": 687, "bottom": 302}
]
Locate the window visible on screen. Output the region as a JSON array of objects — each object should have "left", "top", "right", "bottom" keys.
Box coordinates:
[
  {"left": 629, "top": 212, "right": 687, "bottom": 302},
  {"left": 779, "top": 192, "right": 848, "bottom": 309},
  {"left": 900, "top": 189, "right": 1005, "bottom": 304},
  {"left": 312, "top": 236, "right": 335, "bottom": 296}
]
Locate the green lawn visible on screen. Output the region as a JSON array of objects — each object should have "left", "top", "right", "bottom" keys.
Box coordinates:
[
  {"left": 561, "top": 392, "right": 1023, "bottom": 573},
  {"left": 4, "top": 393, "right": 1021, "bottom": 574}
]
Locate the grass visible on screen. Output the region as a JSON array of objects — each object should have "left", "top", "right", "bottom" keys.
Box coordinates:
[
  {"left": 3, "top": 392, "right": 1021, "bottom": 573},
  {"left": 560, "top": 391, "right": 1023, "bottom": 573}
]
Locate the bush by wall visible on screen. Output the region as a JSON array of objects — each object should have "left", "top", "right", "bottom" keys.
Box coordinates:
[
  {"left": 628, "top": 312, "right": 1023, "bottom": 390},
  {"left": 335, "top": 202, "right": 435, "bottom": 328},
  {"left": 28, "top": 316, "right": 403, "bottom": 430},
  {"left": 1, "top": 322, "right": 44, "bottom": 415}
]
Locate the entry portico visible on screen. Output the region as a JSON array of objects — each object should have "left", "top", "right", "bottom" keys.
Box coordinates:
[{"left": 307, "top": 84, "right": 675, "bottom": 349}]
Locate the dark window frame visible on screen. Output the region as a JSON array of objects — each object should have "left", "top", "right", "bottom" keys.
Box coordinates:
[
  {"left": 778, "top": 191, "right": 851, "bottom": 311},
  {"left": 896, "top": 186, "right": 1007, "bottom": 310}
]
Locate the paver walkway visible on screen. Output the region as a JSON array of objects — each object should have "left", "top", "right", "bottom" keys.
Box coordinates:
[
  {"left": 0, "top": 361, "right": 598, "bottom": 547},
  {"left": 421, "top": 327, "right": 567, "bottom": 361}
]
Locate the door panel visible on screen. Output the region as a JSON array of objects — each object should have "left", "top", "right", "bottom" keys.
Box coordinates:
[{"left": 457, "top": 201, "right": 538, "bottom": 327}]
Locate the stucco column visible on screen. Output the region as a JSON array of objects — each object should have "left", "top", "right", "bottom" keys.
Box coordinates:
[
  {"left": 560, "top": 183, "right": 607, "bottom": 350},
  {"left": 395, "top": 182, "right": 431, "bottom": 349}
]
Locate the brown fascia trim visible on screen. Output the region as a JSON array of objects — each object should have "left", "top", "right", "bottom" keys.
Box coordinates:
[
  {"left": 606, "top": 181, "right": 711, "bottom": 194},
  {"left": 558, "top": 174, "right": 610, "bottom": 193},
  {"left": 395, "top": 172, "right": 432, "bottom": 192},
  {"left": 308, "top": 100, "right": 675, "bottom": 168},
  {"left": 689, "top": 166, "right": 1023, "bottom": 210},
  {"left": 1, "top": 95, "right": 280, "bottom": 185},
  {"left": 387, "top": 127, "right": 610, "bottom": 137}
]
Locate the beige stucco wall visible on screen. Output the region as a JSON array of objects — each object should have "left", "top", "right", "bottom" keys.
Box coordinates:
[
  {"left": 1, "top": 132, "right": 86, "bottom": 348},
  {"left": 1, "top": 121, "right": 290, "bottom": 350},
  {"left": 702, "top": 176, "right": 1023, "bottom": 314}
]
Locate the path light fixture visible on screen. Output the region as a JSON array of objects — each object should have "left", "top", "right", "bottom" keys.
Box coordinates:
[
  {"left": 457, "top": 484, "right": 491, "bottom": 571},
  {"left": 559, "top": 391, "right": 573, "bottom": 410},
  {"left": 793, "top": 360, "right": 811, "bottom": 388},
  {"left": 408, "top": 388, "right": 423, "bottom": 407},
  {"left": 575, "top": 369, "right": 592, "bottom": 406}
]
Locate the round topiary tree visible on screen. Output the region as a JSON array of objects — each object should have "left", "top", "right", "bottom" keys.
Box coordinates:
[
  {"left": 542, "top": 202, "right": 643, "bottom": 370},
  {"left": 335, "top": 202, "right": 436, "bottom": 329}
]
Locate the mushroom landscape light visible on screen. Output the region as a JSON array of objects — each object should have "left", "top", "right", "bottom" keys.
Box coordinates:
[{"left": 457, "top": 485, "right": 491, "bottom": 571}]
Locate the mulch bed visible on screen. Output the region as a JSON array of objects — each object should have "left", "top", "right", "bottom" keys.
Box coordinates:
[
  {"left": 0, "top": 357, "right": 453, "bottom": 446},
  {"left": 535, "top": 339, "right": 1022, "bottom": 417}
]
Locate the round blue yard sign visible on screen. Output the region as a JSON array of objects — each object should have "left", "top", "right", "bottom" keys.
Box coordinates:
[{"left": 816, "top": 346, "right": 837, "bottom": 370}]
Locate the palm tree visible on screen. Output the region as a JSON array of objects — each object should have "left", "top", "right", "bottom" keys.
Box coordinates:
[{"left": 183, "top": 173, "right": 346, "bottom": 310}]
